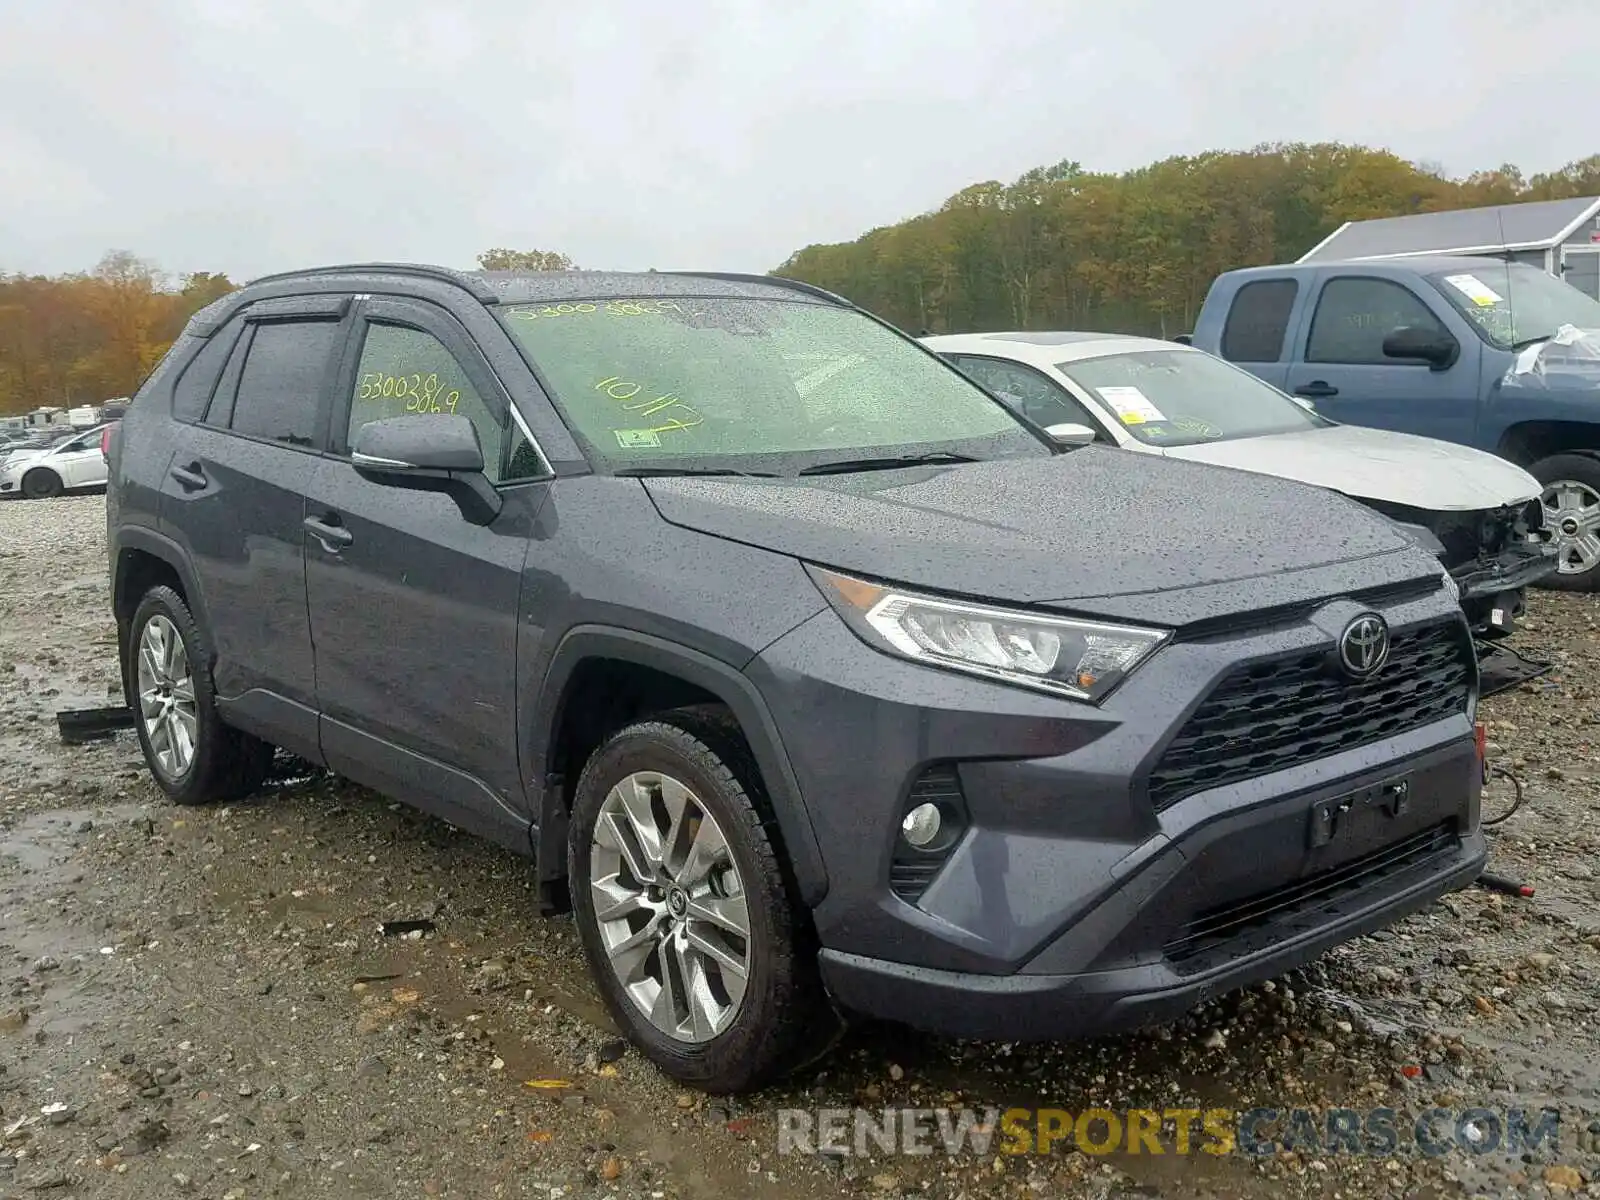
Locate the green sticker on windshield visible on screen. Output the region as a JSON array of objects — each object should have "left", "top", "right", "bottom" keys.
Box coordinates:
[{"left": 614, "top": 429, "right": 662, "bottom": 449}]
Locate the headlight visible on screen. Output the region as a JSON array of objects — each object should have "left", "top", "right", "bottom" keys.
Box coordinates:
[{"left": 807, "top": 566, "right": 1169, "bottom": 703}]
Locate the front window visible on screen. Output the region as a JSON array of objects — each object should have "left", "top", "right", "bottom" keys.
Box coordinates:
[
  {"left": 496, "top": 298, "right": 1044, "bottom": 473},
  {"left": 1427, "top": 262, "right": 1600, "bottom": 350},
  {"left": 1053, "top": 349, "right": 1326, "bottom": 448}
]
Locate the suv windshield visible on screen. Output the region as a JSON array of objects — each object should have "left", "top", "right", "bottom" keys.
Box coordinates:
[
  {"left": 1055, "top": 349, "right": 1326, "bottom": 447},
  {"left": 1427, "top": 263, "right": 1600, "bottom": 350},
  {"left": 497, "top": 297, "right": 1046, "bottom": 472}
]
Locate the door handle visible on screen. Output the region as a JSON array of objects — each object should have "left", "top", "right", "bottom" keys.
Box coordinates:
[
  {"left": 1294, "top": 381, "right": 1340, "bottom": 399},
  {"left": 170, "top": 462, "right": 207, "bottom": 491},
  {"left": 303, "top": 514, "right": 354, "bottom": 551}
]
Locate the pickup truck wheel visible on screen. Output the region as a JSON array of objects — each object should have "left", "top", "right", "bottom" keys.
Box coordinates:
[
  {"left": 128, "top": 585, "right": 276, "bottom": 805},
  {"left": 21, "top": 468, "right": 63, "bottom": 500},
  {"left": 567, "top": 708, "right": 828, "bottom": 1093},
  {"left": 1532, "top": 454, "right": 1600, "bottom": 591}
]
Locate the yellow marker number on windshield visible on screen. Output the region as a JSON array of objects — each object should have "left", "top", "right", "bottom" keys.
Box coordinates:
[{"left": 595, "top": 376, "right": 703, "bottom": 437}]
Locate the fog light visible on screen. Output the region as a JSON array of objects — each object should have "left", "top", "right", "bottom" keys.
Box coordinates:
[{"left": 901, "top": 802, "right": 942, "bottom": 849}]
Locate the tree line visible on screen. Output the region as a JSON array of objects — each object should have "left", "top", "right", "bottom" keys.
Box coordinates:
[
  {"left": 5, "top": 145, "right": 1599, "bottom": 413},
  {"left": 774, "top": 143, "right": 1600, "bottom": 338}
]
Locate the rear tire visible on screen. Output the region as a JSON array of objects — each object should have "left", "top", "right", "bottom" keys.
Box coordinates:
[
  {"left": 567, "top": 706, "right": 829, "bottom": 1093},
  {"left": 127, "top": 585, "right": 275, "bottom": 806},
  {"left": 21, "top": 469, "right": 62, "bottom": 499},
  {"left": 1531, "top": 454, "right": 1600, "bottom": 592}
]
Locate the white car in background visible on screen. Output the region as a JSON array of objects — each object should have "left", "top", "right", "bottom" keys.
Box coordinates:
[
  {"left": 923, "top": 331, "right": 1555, "bottom": 637},
  {"left": 0, "top": 423, "right": 112, "bottom": 499}
]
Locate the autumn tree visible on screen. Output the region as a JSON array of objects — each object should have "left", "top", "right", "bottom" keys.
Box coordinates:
[
  {"left": 0, "top": 253, "right": 236, "bottom": 414},
  {"left": 774, "top": 144, "right": 1600, "bottom": 338},
  {"left": 476, "top": 248, "right": 577, "bottom": 271}
]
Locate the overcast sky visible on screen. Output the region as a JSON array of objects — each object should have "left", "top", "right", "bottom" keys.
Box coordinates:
[{"left": 1, "top": 0, "right": 1593, "bottom": 282}]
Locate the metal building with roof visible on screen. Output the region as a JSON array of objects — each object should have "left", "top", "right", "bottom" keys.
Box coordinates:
[{"left": 1297, "top": 195, "right": 1600, "bottom": 299}]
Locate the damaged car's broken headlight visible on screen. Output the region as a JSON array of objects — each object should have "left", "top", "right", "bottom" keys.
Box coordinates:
[{"left": 808, "top": 566, "right": 1169, "bottom": 702}]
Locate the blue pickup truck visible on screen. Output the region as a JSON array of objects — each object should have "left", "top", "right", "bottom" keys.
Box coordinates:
[{"left": 1190, "top": 255, "right": 1600, "bottom": 590}]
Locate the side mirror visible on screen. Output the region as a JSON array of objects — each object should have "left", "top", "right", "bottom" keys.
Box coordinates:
[
  {"left": 351, "top": 415, "right": 501, "bottom": 524},
  {"left": 1043, "top": 422, "right": 1097, "bottom": 448},
  {"left": 1382, "top": 326, "right": 1458, "bottom": 370}
]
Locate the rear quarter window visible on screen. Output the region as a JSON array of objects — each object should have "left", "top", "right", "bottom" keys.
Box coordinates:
[{"left": 171, "top": 318, "right": 245, "bottom": 423}]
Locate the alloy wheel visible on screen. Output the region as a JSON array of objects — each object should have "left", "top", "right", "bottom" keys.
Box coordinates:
[
  {"left": 589, "top": 770, "right": 751, "bottom": 1043},
  {"left": 136, "top": 615, "right": 198, "bottom": 777},
  {"left": 1542, "top": 480, "right": 1600, "bottom": 575}
]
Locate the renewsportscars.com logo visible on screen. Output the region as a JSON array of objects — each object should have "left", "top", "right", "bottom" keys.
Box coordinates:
[{"left": 776, "top": 1105, "right": 1586, "bottom": 1160}]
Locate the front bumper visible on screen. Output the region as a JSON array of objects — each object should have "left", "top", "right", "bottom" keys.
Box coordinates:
[
  {"left": 748, "top": 583, "right": 1481, "bottom": 1038},
  {"left": 819, "top": 740, "right": 1483, "bottom": 1040}
]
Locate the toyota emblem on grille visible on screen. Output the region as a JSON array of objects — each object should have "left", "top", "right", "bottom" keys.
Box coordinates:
[{"left": 1338, "top": 613, "right": 1390, "bottom": 679}]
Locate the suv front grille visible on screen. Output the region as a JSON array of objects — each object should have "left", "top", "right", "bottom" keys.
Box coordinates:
[
  {"left": 1148, "top": 621, "right": 1471, "bottom": 811},
  {"left": 1163, "top": 821, "right": 1458, "bottom": 971}
]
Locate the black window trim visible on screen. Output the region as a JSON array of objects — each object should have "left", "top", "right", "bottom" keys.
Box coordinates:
[
  {"left": 197, "top": 299, "right": 353, "bottom": 456},
  {"left": 332, "top": 297, "right": 553, "bottom": 486},
  {"left": 1220, "top": 277, "right": 1300, "bottom": 364},
  {"left": 948, "top": 352, "right": 1116, "bottom": 439},
  {"left": 1305, "top": 274, "right": 1458, "bottom": 368}
]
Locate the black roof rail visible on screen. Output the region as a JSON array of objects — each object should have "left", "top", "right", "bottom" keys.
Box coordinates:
[
  {"left": 664, "top": 271, "right": 851, "bottom": 307},
  {"left": 244, "top": 262, "right": 501, "bottom": 304}
]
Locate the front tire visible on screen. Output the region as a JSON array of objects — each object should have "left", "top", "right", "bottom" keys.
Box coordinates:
[
  {"left": 1532, "top": 454, "right": 1600, "bottom": 592},
  {"left": 21, "top": 468, "right": 62, "bottom": 499},
  {"left": 567, "top": 708, "right": 827, "bottom": 1093},
  {"left": 127, "top": 586, "right": 274, "bottom": 806}
]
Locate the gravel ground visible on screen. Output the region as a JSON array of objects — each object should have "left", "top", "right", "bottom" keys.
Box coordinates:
[{"left": 1, "top": 493, "right": 1599, "bottom": 1200}]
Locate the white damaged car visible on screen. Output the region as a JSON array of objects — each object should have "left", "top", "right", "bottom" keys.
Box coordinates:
[
  {"left": 924, "top": 332, "right": 1555, "bottom": 636},
  {"left": 0, "top": 423, "right": 111, "bottom": 500}
]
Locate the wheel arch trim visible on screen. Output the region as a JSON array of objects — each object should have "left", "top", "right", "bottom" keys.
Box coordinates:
[{"left": 531, "top": 625, "right": 829, "bottom": 906}]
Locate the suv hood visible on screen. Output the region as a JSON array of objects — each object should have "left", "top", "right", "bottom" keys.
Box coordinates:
[
  {"left": 642, "top": 449, "right": 1444, "bottom": 627},
  {"left": 1161, "top": 424, "right": 1540, "bottom": 512}
]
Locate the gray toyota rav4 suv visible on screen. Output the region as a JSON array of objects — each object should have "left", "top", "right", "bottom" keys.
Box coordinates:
[{"left": 106, "top": 264, "right": 1485, "bottom": 1092}]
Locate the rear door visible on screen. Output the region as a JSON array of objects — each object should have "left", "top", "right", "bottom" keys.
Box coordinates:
[
  {"left": 159, "top": 295, "right": 352, "bottom": 760},
  {"left": 1206, "top": 275, "right": 1303, "bottom": 390},
  {"left": 1282, "top": 273, "right": 1483, "bottom": 446},
  {"left": 304, "top": 297, "right": 549, "bottom": 841}
]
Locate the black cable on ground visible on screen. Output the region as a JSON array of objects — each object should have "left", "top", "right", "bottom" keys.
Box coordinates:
[{"left": 1481, "top": 763, "right": 1526, "bottom": 828}]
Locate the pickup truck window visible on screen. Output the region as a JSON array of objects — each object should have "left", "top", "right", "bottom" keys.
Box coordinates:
[
  {"left": 1306, "top": 278, "right": 1450, "bottom": 365},
  {"left": 1425, "top": 262, "right": 1600, "bottom": 350},
  {"left": 1220, "top": 279, "right": 1298, "bottom": 362},
  {"left": 1054, "top": 348, "right": 1324, "bottom": 448}
]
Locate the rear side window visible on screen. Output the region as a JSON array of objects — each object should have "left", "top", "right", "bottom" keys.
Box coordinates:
[
  {"left": 1220, "top": 280, "right": 1298, "bottom": 362},
  {"left": 1306, "top": 278, "right": 1450, "bottom": 365},
  {"left": 171, "top": 319, "right": 244, "bottom": 423},
  {"left": 227, "top": 319, "right": 342, "bottom": 447}
]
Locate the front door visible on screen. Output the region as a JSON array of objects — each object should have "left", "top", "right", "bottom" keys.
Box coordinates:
[
  {"left": 1283, "top": 273, "right": 1484, "bottom": 447},
  {"left": 304, "top": 298, "right": 548, "bottom": 845},
  {"left": 50, "top": 430, "right": 105, "bottom": 487}
]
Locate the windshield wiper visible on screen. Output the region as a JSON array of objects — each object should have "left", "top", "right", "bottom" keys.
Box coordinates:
[
  {"left": 1511, "top": 333, "right": 1555, "bottom": 351},
  {"left": 797, "top": 452, "right": 980, "bottom": 476},
  {"left": 613, "top": 465, "right": 780, "bottom": 478}
]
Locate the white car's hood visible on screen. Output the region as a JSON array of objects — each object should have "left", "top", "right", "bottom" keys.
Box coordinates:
[{"left": 1162, "top": 424, "right": 1540, "bottom": 512}]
